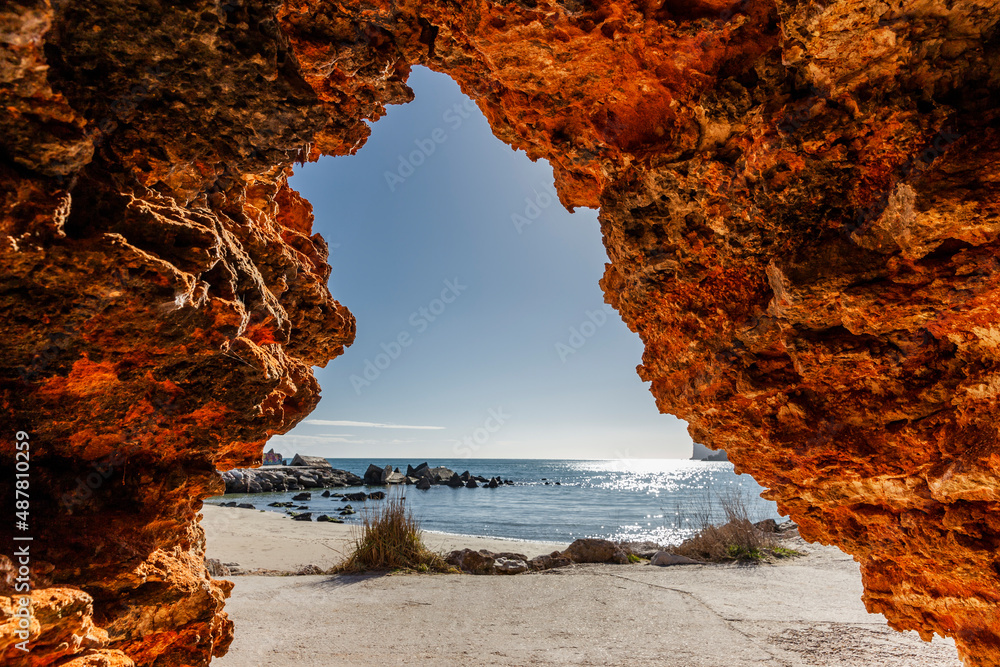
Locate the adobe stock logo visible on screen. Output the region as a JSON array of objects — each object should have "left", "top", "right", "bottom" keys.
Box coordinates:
[
  {"left": 511, "top": 183, "right": 559, "bottom": 234},
  {"left": 452, "top": 407, "right": 511, "bottom": 458},
  {"left": 349, "top": 278, "right": 468, "bottom": 394},
  {"left": 384, "top": 98, "right": 479, "bottom": 192},
  {"left": 555, "top": 304, "right": 616, "bottom": 362}
]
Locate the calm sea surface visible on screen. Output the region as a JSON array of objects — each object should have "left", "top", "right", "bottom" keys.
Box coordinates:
[{"left": 207, "top": 458, "right": 784, "bottom": 545}]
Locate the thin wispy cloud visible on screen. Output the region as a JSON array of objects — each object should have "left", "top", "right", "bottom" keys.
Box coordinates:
[
  {"left": 304, "top": 419, "right": 446, "bottom": 430},
  {"left": 270, "top": 434, "right": 353, "bottom": 443},
  {"left": 270, "top": 434, "right": 424, "bottom": 447}
]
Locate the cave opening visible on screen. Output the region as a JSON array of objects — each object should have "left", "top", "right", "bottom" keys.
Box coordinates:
[
  {"left": 231, "top": 63, "right": 786, "bottom": 543},
  {"left": 280, "top": 65, "right": 696, "bottom": 463},
  {"left": 3, "top": 0, "right": 999, "bottom": 665}
]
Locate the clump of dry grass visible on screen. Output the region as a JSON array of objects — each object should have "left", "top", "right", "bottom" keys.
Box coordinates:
[
  {"left": 671, "top": 489, "right": 795, "bottom": 563},
  {"left": 333, "top": 493, "right": 449, "bottom": 573}
]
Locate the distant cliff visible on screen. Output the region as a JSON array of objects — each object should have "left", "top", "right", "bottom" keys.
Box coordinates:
[{"left": 691, "top": 443, "right": 729, "bottom": 462}]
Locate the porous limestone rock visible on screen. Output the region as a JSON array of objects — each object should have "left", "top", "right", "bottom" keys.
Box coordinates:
[
  {"left": 562, "top": 539, "right": 629, "bottom": 565},
  {"left": 2, "top": 0, "right": 999, "bottom": 665}
]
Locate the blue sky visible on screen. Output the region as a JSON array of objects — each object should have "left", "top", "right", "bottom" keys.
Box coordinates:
[{"left": 273, "top": 67, "right": 694, "bottom": 460}]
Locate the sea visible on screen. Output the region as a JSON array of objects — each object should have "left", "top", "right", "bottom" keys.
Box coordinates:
[{"left": 206, "top": 458, "right": 785, "bottom": 545}]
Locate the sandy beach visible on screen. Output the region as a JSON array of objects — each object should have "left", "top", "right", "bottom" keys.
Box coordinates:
[
  {"left": 202, "top": 505, "right": 961, "bottom": 666},
  {"left": 201, "top": 504, "right": 568, "bottom": 572}
]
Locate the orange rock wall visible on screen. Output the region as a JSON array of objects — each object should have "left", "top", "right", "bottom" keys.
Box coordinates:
[{"left": 2, "top": 0, "right": 999, "bottom": 665}]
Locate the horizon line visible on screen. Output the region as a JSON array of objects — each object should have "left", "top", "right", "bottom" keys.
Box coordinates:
[{"left": 272, "top": 455, "right": 713, "bottom": 462}]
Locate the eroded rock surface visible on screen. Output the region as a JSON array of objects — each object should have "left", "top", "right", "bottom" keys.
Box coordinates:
[
  {"left": 1, "top": 0, "right": 998, "bottom": 665},
  {"left": 0, "top": 1, "right": 354, "bottom": 664}
]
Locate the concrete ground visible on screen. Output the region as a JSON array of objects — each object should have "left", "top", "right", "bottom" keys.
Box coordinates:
[{"left": 205, "top": 504, "right": 962, "bottom": 667}]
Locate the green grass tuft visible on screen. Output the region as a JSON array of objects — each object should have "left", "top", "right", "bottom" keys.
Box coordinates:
[
  {"left": 770, "top": 546, "right": 804, "bottom": 559},
  {"left": 670, "top": 489, "right": 803, "bottom": 564},
  {"left": 726, "top": 545, "right": 765, "bottom": 561},
  {"left": 332, "top": 493, "right": 449, "bottom": 573}
]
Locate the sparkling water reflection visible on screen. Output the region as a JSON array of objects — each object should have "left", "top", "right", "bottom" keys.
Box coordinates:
[{"left": 207, "top": 458, "right": 783, "bottom": 545}]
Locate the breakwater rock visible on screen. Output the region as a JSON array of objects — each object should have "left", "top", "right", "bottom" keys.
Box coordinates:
[
  {"left": 364, "top": 461, "right": 512, "bottom": 489},
  {"left": 219, "top": 466, "right": 361, "bottom": 494}
]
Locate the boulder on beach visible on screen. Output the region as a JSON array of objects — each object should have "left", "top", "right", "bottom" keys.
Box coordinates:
[
  {"left": 205, "top": 558, "right": 231, "bottom": 577},
  {"left": 291, "top": 492, "right": 311, "bottom": 501},
  {"left": 236, "top": 503, "right": 255, "bottom": 510},
  {"left": 754, "top": 519, "right": 779, "bottom": 533},
  {"left": 529, "top": 552, "right": 573, "bottom": 571},
  {"left": 650, "top": 551, "right": 703, "bottom": 566},
  {"left": 494, "top": 557, "right": 529, "bottom": 575},
  {"left": 367, "top": 491, "right": 386, "bottom": 500},
  {"left": 493, "top": 551, "right": 529, "bottom": 562},
  {"left": 775, "top": 521, "right": 799, "bottom": 537},
  {"left": 291, "top": 512, "right": 313, "bottom": 521},
  {"left": 562, "top": 538, "right": 628, "bottom": 565},
  {"left": 342, "top": 492, "right": 367, "bottom": 502},
  {"left": 445, "top": 549, "right": 496, "bottom": 574},
  {"left": 620, "top": 541, "right": 662, "bottom": 560},
  {"left": 446, "top": 549, "right": 536, "bottom": 575}
]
